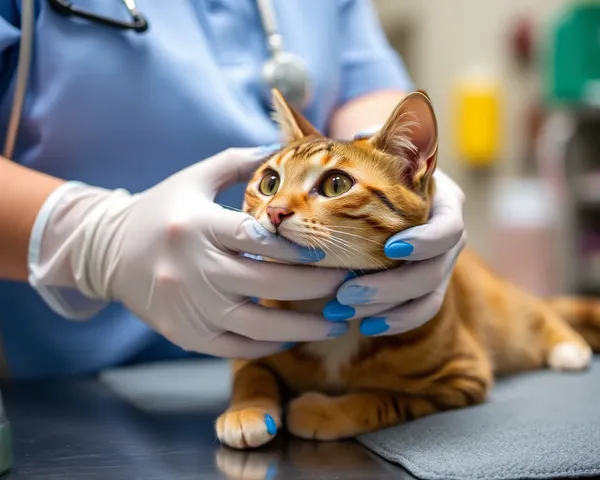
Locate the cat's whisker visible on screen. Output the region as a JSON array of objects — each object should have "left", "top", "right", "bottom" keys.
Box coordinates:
[
  {"left": 310, "top": 227, "right": 392, "bottom": 270},
  {"left": 335, "top": 247, "right": 388, "bottom": 272},
  {"left": 308, "top": 234, "right": 355, "bottom": 273},
  {"left": 307, "top": 238, "right": 342, "bottom": 271},
  {"left": 323, "top": 235, "right": 390, "bottom": 272},
  {"left": 284, "top": 224, "right": 389, "bottom": 271},
  {"left": 301, "top": 222, "right": 369, "bottom": 231},
  {"left": 311, "top": 230, "right": 377, "bottom": 255},
  {"left": 311, "top": 232, "right": 387, "bottom": 273},
  {"left": 306, "top": 228, "right": 382, "bottom": 258},
  {"left": 316, "top": 227, "right": 385, "bottom": 246},
  {"left": 321, "top": 241, "right": 367, "bottom": 275}
]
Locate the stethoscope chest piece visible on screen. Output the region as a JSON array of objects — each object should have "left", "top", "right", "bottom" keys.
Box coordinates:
[
  {"left": 262, "top": 50, "right": 311, "bottom": 111},
  {"left": 256, "top": 0, "right": 311, "bottom": 111}
]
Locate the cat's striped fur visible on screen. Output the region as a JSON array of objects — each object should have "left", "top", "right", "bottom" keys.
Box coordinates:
[{"left": 215, "top": 89, "right": 600, "bottom": 449}]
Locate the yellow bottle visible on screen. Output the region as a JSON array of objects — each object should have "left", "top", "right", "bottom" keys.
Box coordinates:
[{"left": 454, "top": 69, "right": 502, "bottom": 167}]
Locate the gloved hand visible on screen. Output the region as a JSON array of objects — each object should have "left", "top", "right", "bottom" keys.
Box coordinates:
[
  {"left": 28, "top": 146, "right": 349, "bottom": 358},
  {"left": 323, "top": 168, "right": 466, "bottom": 335}
]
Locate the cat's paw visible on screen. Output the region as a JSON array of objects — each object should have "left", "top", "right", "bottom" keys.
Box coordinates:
[
  {"left": 216, "top": 407, "right": 280, "bottom": 449},
  {"left": 287, "top": 392, "right": 351, "bottom": 441},
  {"left": 548, "top": 341, "right": 592, "bottom": 371}
]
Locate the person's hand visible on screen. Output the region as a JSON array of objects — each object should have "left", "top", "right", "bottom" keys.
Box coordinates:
[
  {"left": 28, "top": 147, "right": 349, "bottom": 358},
  {"left": 323, "top": 169, "right": 466, "bottom": 335}
]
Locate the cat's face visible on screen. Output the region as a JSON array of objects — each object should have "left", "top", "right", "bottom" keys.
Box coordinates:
[{"left": 243, "top": 90, "right": 439, "bottom": 271}]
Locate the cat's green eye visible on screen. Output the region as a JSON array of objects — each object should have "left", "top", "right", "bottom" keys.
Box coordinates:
[
  {"left": 320, "top": 172, "right": 353, "bottom": 198},
  {"left": 258, "top": 171, "right": 280, "bottom": 196}
]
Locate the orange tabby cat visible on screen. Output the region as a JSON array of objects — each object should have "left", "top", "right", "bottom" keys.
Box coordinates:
[{"left": 215, "top": 89, "right": 600, "bottom": 449}]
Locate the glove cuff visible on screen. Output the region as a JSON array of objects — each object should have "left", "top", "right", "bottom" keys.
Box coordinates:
[{"left": 27, "top": 181, "right": 130, "bottom": 320}]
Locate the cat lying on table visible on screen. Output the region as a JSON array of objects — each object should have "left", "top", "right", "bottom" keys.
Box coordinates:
[{"left": 216, "top": 88, "right": 600, "bottom": 449}]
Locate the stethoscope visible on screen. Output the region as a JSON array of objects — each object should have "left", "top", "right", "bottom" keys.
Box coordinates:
[{"left": 45, "top": 0, "right": 311, "bottom": 110}]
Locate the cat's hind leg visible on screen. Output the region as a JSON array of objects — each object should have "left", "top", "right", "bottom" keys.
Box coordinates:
[
  {"left": 548, "top": 296, "right": 600, "bottom": 352},
  {"left": 287, "top": 391, "right": 434, "bottom": 441},
  {"left": 216, "top": 360, "right": 282, "bottom": 449}
]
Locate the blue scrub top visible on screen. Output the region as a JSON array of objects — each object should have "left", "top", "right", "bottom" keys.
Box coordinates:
[{"left": 0, "top": 0, "right": 412, "bottom": 379}]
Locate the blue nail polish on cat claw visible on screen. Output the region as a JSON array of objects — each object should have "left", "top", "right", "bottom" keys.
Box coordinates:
[
  {"left": 328, "top": 322, "right": 349, "bottom": 337},
  {"left": 281, "top": 342, "right": 297, "bottom": 351},
  {"left": 385, "top": 241, "right": 414, "bottom": 259},
  {"left": 323, "top": 300, "right": 355, "bottom": 321},
  {"left": 264, "top": 414, "right": 277, "bottom": 435},
  {"left": 360, "top": 317, "right": 390, "bottom": 336},
  {"left": 338, "top": 285, "right": 377, "bottom": 305}
]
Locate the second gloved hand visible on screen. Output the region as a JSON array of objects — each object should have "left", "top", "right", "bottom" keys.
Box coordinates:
[
  {"left": 28, "top": 147, "right": 349, "bottom": 358},
  {"left": 324, "top": 169, "right": 467, "bottom": 335}
]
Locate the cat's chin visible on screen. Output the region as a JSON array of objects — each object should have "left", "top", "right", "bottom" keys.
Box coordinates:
[
  {"left": 277, "top": 233, "right": 310, "bottom": 250},
  {"left": 265, "top": 224, "right": 393, "bottom": 270},
  {"left": 271, "top": 226, "right": 310, "bottom": 249}
]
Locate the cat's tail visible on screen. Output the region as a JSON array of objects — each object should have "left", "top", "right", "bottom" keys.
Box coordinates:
[{"left": 548, "top": 296, "right": 600, "bottom": 352}]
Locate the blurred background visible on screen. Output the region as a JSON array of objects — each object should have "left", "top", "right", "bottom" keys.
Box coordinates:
[{"left": 372, "top": 0, "right": 600, "bottom": 298}]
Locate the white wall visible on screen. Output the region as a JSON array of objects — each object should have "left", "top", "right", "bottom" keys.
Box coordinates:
[{"left": 373, "top": 0, "right": 572, "bottom": 260}]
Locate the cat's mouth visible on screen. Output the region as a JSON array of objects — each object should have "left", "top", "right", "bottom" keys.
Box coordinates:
[{"left": 259, "top": 218, "right": 329, "bottom": 252}]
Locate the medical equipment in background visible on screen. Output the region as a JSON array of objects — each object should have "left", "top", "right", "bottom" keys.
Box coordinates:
[
  {"left": 535, "top": 1, "right": 600, "bottom": 295},
  {"left": 490, "top": 177, "right": 561, "bottom": 296},
  {"left": 453, "top": 67, "right": 502, "bottom": 167},
  {"left": 545, "top": 1, "right": 600, "bottom": 106}
]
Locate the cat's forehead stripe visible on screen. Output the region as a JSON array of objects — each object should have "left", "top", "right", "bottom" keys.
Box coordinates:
[
  {"left": 274, "top": 147, "right": 296, "bottom": 167},
  {"left": 312, "top": 150, "right": 330, "bottom": 168},
  {"left": 297, "top": 139, "right": 331, "bottom": 158}
]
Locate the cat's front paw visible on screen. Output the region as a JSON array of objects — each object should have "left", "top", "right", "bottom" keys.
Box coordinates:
[
  {"left": 216, "top": 406, "right": 280, "bottom": 449},
  {"left": 287, "top": 392, "right": 351, "bottom": 441}
]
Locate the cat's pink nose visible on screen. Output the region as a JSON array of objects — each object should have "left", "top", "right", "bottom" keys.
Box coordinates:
[{"left": 266, "top": 206, "right": 294, "bottom": 227}]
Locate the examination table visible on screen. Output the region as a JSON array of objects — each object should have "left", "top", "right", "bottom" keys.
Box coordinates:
[{"left": 0, "top": 357, "right": 598, "bottom": 479}]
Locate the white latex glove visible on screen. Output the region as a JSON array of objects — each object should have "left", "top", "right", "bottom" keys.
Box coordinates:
[
  {"left": 28, "top": 147, "right": 349, "bottom": 358},
  {"left": 324, "top": 169, "right": 466, "bottom": 335}
]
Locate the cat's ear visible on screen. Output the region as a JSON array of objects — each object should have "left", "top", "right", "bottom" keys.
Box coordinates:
[
  {"left": 370, "top": 90, "right": 438, "bottom": 193},
  {"left": 271, "top": 88, "right": 322, "bottom": 142}
]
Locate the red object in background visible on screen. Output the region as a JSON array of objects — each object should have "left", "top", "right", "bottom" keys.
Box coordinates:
[{"left": 510, "top": 16, "right": 533, "bottom": 64}]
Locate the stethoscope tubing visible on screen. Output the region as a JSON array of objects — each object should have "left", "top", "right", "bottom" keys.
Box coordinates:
[
  {"left": 3, "top": 0, "right": 310, "bottom": 157},
  {"left": 47, "top": 0, "right": 148, "bottom": 33}
]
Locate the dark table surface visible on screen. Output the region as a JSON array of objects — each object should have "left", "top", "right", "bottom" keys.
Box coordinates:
[{"left": 0, "top": 359, "right": 416, "bottom": 480}]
